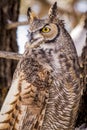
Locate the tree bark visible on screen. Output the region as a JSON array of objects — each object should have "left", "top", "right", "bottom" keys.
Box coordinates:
[{"left": 0, "top": 0, "right": 20, "bottom": 108}]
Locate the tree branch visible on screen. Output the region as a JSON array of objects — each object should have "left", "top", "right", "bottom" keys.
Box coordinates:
[
  {"left": 0, "top": 51, "right": 22, "bottom": 60},
  {"left": 6, "top": 21, "right": 29, "bottom": 30}
]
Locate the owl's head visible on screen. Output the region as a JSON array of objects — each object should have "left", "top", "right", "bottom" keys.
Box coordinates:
[{"left": 27, "top": 2, "right": 65, "bottom": 48}]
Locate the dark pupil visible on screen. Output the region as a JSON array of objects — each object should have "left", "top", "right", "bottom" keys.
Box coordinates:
[{"left": 44, "top": 28, "right": 47, "bottom": 31}]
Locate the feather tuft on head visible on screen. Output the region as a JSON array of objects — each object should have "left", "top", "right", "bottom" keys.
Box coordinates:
[
  {"left": 27, "top": 7, "right": 38, "bottom": 23},
  {"left": 48, "top": 2, "right": 58, "bottom": 22}
]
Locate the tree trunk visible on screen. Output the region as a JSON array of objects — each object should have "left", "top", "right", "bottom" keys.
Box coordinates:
[{"left": 0, "top": 0, "right": 20, "bottom": 108}]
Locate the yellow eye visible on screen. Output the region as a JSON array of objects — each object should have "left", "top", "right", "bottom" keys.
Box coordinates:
[{"left": 41, "top": 27, "right": 50, "bottom": 33}]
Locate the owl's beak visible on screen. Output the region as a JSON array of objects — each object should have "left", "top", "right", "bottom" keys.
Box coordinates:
[
  {"left": 28, "top": 32, "right": 44, "bottom": 48},
  {"left": 29, "top": 38, "right": 44, "bottom": 48}
]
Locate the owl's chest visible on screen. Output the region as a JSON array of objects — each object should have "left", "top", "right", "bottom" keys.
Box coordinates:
[
  {"left": 21, "top": 48, "right": 60, "bottom": 86},
  {"left": 31, "top": 48, "right": 61, "bottom": 71}
]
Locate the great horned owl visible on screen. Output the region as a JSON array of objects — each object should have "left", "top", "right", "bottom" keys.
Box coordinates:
[{"left": 0, "top": 2, "right": 82, "bottom": 130}]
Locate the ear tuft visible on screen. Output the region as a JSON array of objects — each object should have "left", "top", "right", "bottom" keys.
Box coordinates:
[
  {"left": 48, "top": 2, "right": 58, "bottom": 22},
  {"left": 27, "top": 7, "right": 32, "bottom": 17},
  {"left": 27, "top": 7, "right": 38, "bottom": 23}
]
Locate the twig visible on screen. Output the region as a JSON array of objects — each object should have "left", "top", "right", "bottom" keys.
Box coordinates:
[
  {"left": 0, "top": 51, "right": 22, "bottom": 60},
  {"left": 6, "top": 21, "right": 29, "bottom": 30}
]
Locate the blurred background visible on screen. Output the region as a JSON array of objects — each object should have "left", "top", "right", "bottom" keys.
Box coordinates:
[{"left": 0, "top": 0, "right": 87, "bottom": 129}]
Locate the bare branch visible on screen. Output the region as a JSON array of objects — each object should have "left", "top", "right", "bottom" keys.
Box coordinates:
[
  {"left": 6, "top": 21, "right": 29, "bottom": 30},
  {"left": 0, "top": 51, "right": 22, "bottom": 60}
]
